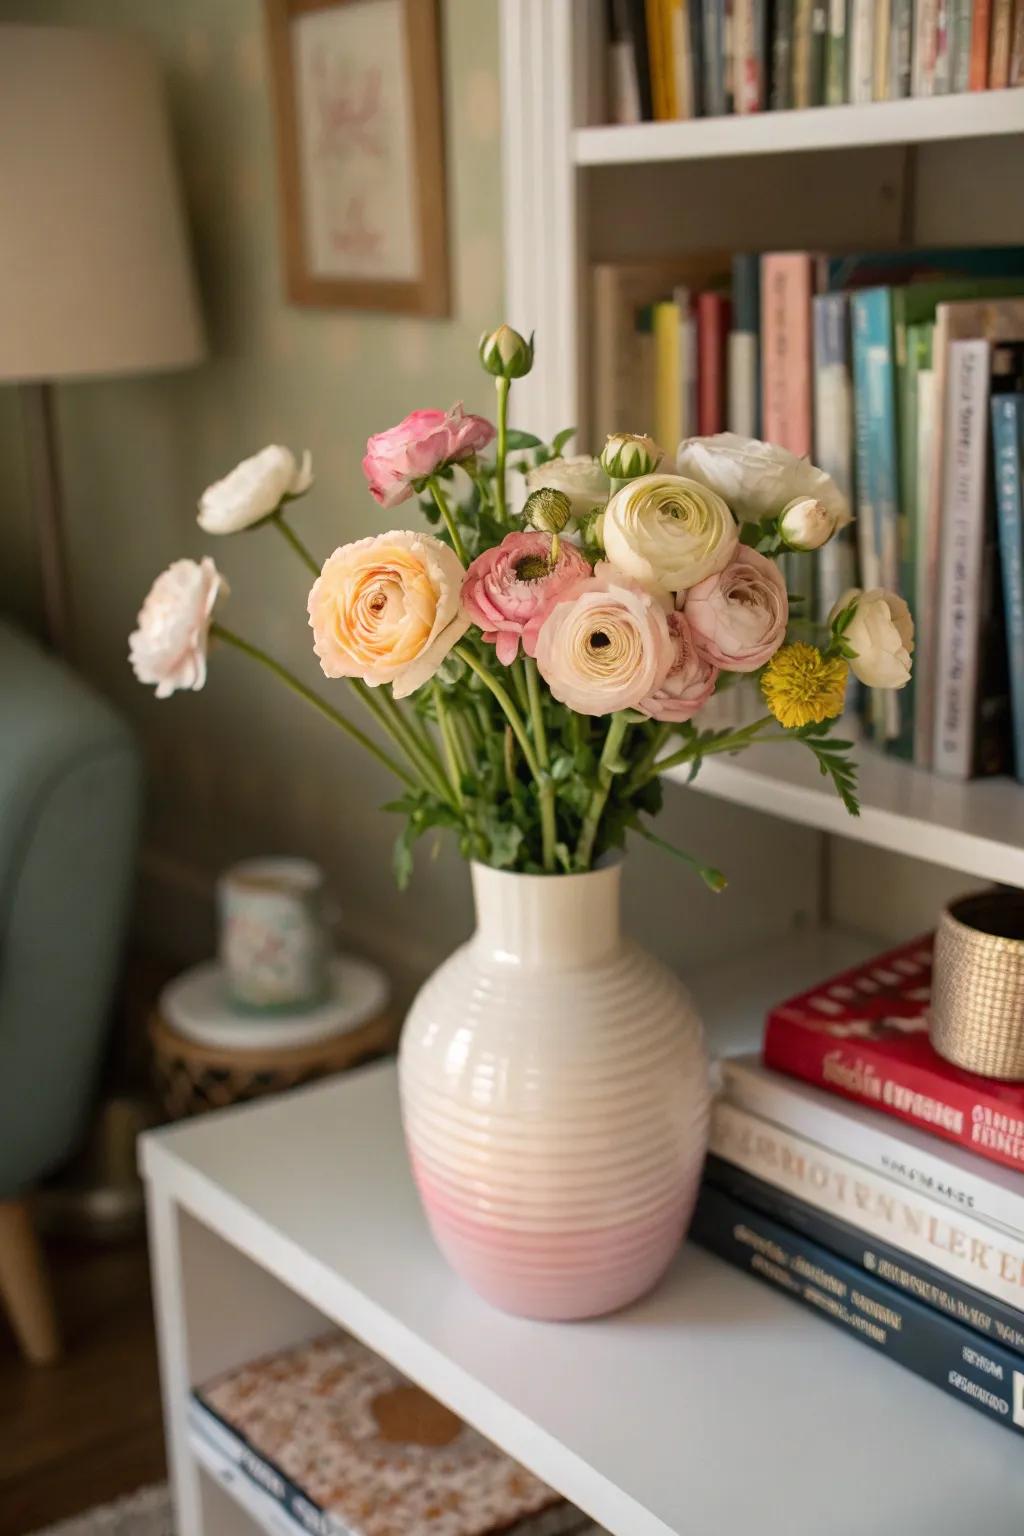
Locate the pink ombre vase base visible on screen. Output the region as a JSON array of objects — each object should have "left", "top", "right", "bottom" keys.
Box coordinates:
[{"left": 398, "top": 861, "right": 711, "bottom": 1322}]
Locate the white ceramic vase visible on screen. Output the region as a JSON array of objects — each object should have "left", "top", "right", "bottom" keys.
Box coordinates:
[{"left": 398, "top": 860, "right": 711, "bottom": 1320}]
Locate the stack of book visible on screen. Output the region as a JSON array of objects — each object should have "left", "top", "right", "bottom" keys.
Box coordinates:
[
  {"left": 190, "top": 1331, "right": 603, "bottom": 1536},
  {"left": 591, "top": 244, "right": 1024, "bottom": 777},
  {"left": 694, "top": 936, "right": 1024, "bottom": 1437},
  {"left": 606, "top": 0, "right": 1024, "bottom": 121}
]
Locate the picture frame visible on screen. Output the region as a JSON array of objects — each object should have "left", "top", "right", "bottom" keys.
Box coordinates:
[{"left": 265, "top": 0, "right": 448, "bottom": 316}]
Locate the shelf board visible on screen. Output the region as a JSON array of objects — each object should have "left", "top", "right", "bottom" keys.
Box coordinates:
[
  {"left": 574, "top": 90, "right": 1024, "bottom": 165},
  {"left": 142, "top": 930, "right": 1024, "bottom": 1536},
  {"left": 668, "top": 721, "right": 1024, "bottom": 885}
]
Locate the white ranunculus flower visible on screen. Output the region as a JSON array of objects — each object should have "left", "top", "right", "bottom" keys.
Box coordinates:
[
  {"left": 524, "top": 455, "right": 609, "bottom": 519},
  {"left": 198, "top": 446, "right": 313, "bottom": 534},
  {"left": 830, "top": 587, "right": 914, "bottom": 689},
  {"left": 778, "top": 495, "right": 843, "bottom": 551},
  {"left": 676, "top": 432, "right": 850, "bottom": 526},
  {"left": 129, "top": 557, "right": 226, "bottom": 698},
  {"left": 602, "top": 473, "right": 738, "bottom": 594}
]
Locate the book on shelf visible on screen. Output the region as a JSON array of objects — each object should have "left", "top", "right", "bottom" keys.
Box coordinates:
[
  {"left": 969, "top": 0, "right": 992, "bottom": 84},
  {"left": 761, "top": 252, "right": 815, "bottom": 457},
  {"left": 191, "top": 1332, "right": 595, "bottom": 1536},
  {"left": 772, "top": 0, "right": 797, "bottom": 103},
  {"left": 826, "top": 0, "right": 849, "bottom": 100},
  {"left": 912, "top": 0, "right": 939, "bottom": 91},
  {"left": 890, "top": 0, "right": 914, "bottom": 91},
  {"left": 704, "top": 1152, "right": 1024, "bottom": 1354},
  {"left": 761, "top": 934, "right": 1024, "bottom": 1176},
  {"left": 709, "top": 1097, "right": 1024, "bottom": 1309},
  {"left": 690, "top": 1184, "right": 1024, "bottom": 1437},
  {"left": 607, "top": 0, "right": 651, "bottom": 122},
  {"left": 697, "top": 290, "right": 730, "bottom": 433},
  {"left": 727, "top": 252, "right": 761, "bottom": 436},
  {"left": 812, "top": 292, "right": 857, "bottom": 619},
  {"left": 989, "top": 0, "right": 1013, "bottom": 85},
  {"left": 993, "top": 391, "right": 1024, "bottom": 782},
  {"left": 873, "top": 0, "right": 892, "bottom": 97},
  {"left": 849, "top": 0, "right": 876, "bottom": 98}
]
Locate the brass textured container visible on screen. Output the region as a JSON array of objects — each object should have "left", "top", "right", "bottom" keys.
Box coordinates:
[{"left": 930, "top": 892, "right": 1024, "bottom": 1081}]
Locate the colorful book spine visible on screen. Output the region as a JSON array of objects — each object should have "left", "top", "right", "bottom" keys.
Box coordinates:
[
  {"left": 949, "top": 0, "right": 976, "bottom": 86},
  {"left": 690, "top": 1186, "right": 1024, "bottom": 1438},
  {"left": 728, "top": 254, "right": 761, "bottom": 437},
  {"left": 914, "top": 364, "right": 939, "bottom": 760},
  {"left": 702, "top": 0, "right": 728, "bottom": 111},
  {"left": 969, "top": 0, "right": 992, "bottom": 82},
  {"left": 873, "top": 0, "right": 892, "bottom": 94},
  {"left": 697, "top": 292, "right": 729, "bottom": 434},
  {"left": 720, "top": 1054, "right": 1024, "bottom": 1239},
  {"left": 934, "top": 0, "right": 953, "bottom": 85},
  {"left": 645, "top": 0, "right": 669, "bottom": 116},
  {"left": 894, "top": 319, "right": 934, "bottom": 759},
  {"left": 849, "top": 0, "right": 876, "bottom": 99},
  {"left": 761, "top": 253, "right": 814, "bottom": 458},
  {"left": 709, "top": 1100, "right": 1024, "bottom": 1311},
  {"left": 189, "top": 1397, "right": 336, "bottom": 1536},
  {"left": 890, "top": 0, "right": 915, "bottom": 90},
  {"left": 913, "top": 0, "right": 940, "bottom": 88},
  {"left": 990, "top": 0, "right": 1013, "bottom": 83},
  {"left": 812, "top": 294, "right": 857, "bottom": 620},
  {"left": 667, "top": 0, "right": 697, "bottom": 116},
  {"left": 733, "top": 0, "right": 758, "bottom": 108},
  {"left": 827, "top": 0, "right": 850, "bottom": 97},
  {"left": 1011, "top": 0, "right": 1024, "bottom": 79},
  {"left": 608, "top": 0, "right": 643, "bottom": 122},
  {"left": 933, "top": 338, "right": 992, "bottom": 779},
  {"left": 993, "top": 393, "right": 1024, "bottom": 782},
  {"left": 772, "top": 0, "right": 797, "bottom": 101},
  {"left": 705, "top": 1155, "right": 1024, "bottom": 1355},
  {"left": 653, "top": 299, "right": 683, "bottom": 453},
  {"left": 794, "top": 0, "right": 816, "bottom": 100},
  {"left": 626, "top": 0, "right": 656, "bottom": 116}
]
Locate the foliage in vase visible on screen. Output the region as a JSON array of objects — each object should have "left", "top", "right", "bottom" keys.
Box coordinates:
[{"left": 130, "top": 328, "right": 913, "bottom": 890}]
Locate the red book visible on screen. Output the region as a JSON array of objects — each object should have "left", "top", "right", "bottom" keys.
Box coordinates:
[
  {"left": 760, "top": 252, "right": 816, "bottom": 457},
  {"left": 696, "top": 291, "right": 730, "bottom": 435},
  {"left": 969, "top": 0, "right": 992, "bottom": 84},
  {"left": 763, "top": 935, "right": 1024, "bottom": 1176}
]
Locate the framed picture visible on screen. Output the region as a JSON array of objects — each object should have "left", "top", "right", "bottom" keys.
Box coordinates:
[{"left": 266, "top": 0, "right": 448, "bottom": 315}]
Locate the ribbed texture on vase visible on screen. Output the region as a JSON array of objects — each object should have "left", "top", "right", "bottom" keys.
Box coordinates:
[{"left": 399, "top": 864, "right": 710, "bottom": 1320}]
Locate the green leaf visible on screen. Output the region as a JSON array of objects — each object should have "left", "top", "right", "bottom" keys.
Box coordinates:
[
  {"left": 550, "top": 753, "right": 574, "bottom": 781},
  {"left": 551, "top": 426, "right": 577, "bottom": 456},
  {"left": 506, "top": 429, "right": 543, "bottom": 450}
]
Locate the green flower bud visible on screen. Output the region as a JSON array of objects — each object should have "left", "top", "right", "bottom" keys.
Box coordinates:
[
  {"left": 479, "top": 324, "right": 534, "bottom": 379},
  {"left": 600, "top": 432, "right": 662, "bottom": 481},
  {"left": 523, "top": 487, "right": 572, "bottom": 535}
]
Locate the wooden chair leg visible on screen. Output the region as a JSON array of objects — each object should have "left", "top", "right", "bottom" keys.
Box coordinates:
[{"left": 0, "top": 1198, "right": 61, "bottom": 1365}]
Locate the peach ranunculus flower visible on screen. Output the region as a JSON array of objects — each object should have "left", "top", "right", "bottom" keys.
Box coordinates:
[
  {"left": 362, "top": 405, "right": 495, "bottom": 511},
  {"left": 682, "top": 546, "right": 788, "bottom": 673},
  {"left": 638, "top": 610, "right": 719, "bottom": 723},
  {"left": 308, "top": 531, "right": 470, "bottom": 699},
  {"left": 129, "top": 557, "right": 226, "bottom": 698},
  {"left": 534, "top": 563, "right": 675, "bottom": 717}
]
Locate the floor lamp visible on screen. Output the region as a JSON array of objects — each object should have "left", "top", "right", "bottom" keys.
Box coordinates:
[{"left": 0, "top": 25, "right": 205, "bottom": 655}]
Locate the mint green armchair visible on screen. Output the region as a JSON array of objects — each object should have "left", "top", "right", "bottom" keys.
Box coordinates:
[{"left": 0, "top": 620, "right": 140, "bottom": 1361}]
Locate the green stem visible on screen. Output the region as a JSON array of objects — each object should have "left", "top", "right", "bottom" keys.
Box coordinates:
[
  {"left": 575, "top": 713, "right": 630, "bottom": 872},
  {"left": 351, "top": 681, "right": 454, "bottom": 805},
  {"left": 494, "top": 376, "right": 510, "bottom": 525},
  {"left": 432, "top": 681, "right": 464, "bottom": 809},
  {"left": 429, "top": 478, "right": 468, "bottom": 566},
  {"left": 640, "top": 714, "right": 776, "bottom": 785},
  {"left": 455, "top": 645, "right": 541, "bottom": 781},
  {"left": 626, "top": 722, "right": 673, "bottom": 790},
  {"left": 632, "top": 821, "right": 727, "bottom": 893},
  {"left": 510, "top": 656, "right": 530, "bottom": 712},
  {"left": 210, "top": 624, "right": 416, "bottom": 789},
  {"left": 524, "top": 658, "right": 555, "bottom": 872},
  {"left": 272, "top": 512, "right": 320, "bottom": 577}
]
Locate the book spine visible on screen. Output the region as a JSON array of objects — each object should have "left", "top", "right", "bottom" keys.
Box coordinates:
[
  {"left": 873, "top": 0, "right": 892, "bottom": 94},
  {"left": 761, "top": 255, "right": 813, "bottom": 458},
  {"left": 933, "top": 338, "right": 991, "bottom": 779},
  {"left": 608, "top": 0, "right": 642, "bottom": 122},
  {"left": 890, "top": 0, "right": 914, "bottom": 90},
  {"left": 993, "top": 395, "right": 1024, "bottom": 783},
  {"left": 709, "top": 1100, "right": 1024, "bottom": 1311},
  {"left": 950, "top": 0, "right": 976, "bottom": 86},
  {"left": 668, "top": 0, "right": 695, "bottom": 116},
  {"left": 1011, "top": 0, "right": 1024, "bottom": 79},
  {"left": 793, "top": 0, "right": 815, "bottom": 100},
  {"left": 772, "top": 0, "right": 796, "bottom": 101},
  {"left": 969, "top": 0, "right": 992, "bottom": 80},
  {"left": 727, "top": 333, "right": 760, "bottom": 436},
  {"left": 690, "top": 1185, "right": 1024, "bottom": 1437},
  {"left": 763, "top": 1007, "right": 1024, "bottom": 1176},
  {"left": 705, "top": 1154, "right": 1024, "bottom": 1355},
  {"left": 189, "top": 1398, "right": 346, "bottom": 1536},
  {"left": 912, "top": 0, "right": 940, "bottom": 87},
  {"left": 812, "top": 294, "right": 857, "bottom": 619},
  {"left": 653, "top": 300, "right": 683, "bottom": 452},
  {"left": 720, "top": 1056, "right": 1024, "bottom": 1238},
  {"left": 703, "top": 0, "right": 728, "bottom": 111},
  {"left": 934, "top": 0, "right": 953, "bottom": 85},
  {"left": 849, "top": 0, "right": 876, "bottom": 98},
  {"left": 810, "top": 0, "right": 831, "bottom": 96},
  {"left": 914, "top": 365, "right": 939, "bottom": 757},
  {"left": 697, "top": 293, "right": 729, "bottom": 434},
  {"left": 689, "top": 0, "right": 706, "bottom": 110},
  {"left": 626, "top": 0, "right": 656, "bottom": 116},
  {"left": 827, "top": 0, "right": 850, "bottom": 97},
  {"left": 645, "top": 0, "right": 668, "bottom": 115},
  {"left": 989, "top": 0, "right": 1013, "bottom": 80},
  {"left": 734, "top": 0, "right": 756, "bottom": 107}
]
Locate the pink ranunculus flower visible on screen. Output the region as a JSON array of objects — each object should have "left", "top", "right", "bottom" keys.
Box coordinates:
[
  {"left": 362, "top": 404, "right": 496, "bottom": 510},
  {"left": 462, "top": 531, "right": 590, "bottom": 666},
  {"left": 682, "top": 545, "right": 788, "bottom": 673},
  {"left": 534, "top": 562, "right": 675, "bottom": 717},
  {"left": 129, "top": 557, "right": 226, "bottom": 699},
  {"left": 638, "top": 610, "right": 719, "bottom": 722},
  {"left": 308, "top": 530, "right": 470, "bottom": 699}
]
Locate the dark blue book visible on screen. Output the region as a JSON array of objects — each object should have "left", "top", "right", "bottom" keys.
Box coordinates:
[
  {"left": 825, "top": 246, "right": 1024, "bottom": 292},
  {"left": 692, "top": 1183, "right": 1024, "bottom": 1438},
  {"left": 993, "top": 394, "right": 1024, "bottom": 783},
  {"left": 704, "top": 1154, "right": 1024, "bottom": 1356}
]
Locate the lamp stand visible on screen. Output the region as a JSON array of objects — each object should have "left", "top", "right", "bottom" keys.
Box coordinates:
[{"left": 21, "top": 381, "right": 71, "bottom": 657}]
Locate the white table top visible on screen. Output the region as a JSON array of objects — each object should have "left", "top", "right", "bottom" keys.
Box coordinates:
[{"left": 142, "top": 933, "right": 1024, "bottom": 1536}]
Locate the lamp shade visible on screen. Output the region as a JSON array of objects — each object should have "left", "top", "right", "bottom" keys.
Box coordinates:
[{"left": 0, "top": 25, "right": 204, "bottom": 383}]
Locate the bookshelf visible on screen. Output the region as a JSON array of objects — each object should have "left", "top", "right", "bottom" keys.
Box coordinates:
[
  {"left": 501, "top": 0, "right": 1024, "bottom": 917},
  {"left": 141, "top": 928, "right": 1024, "bottom": 1536}
]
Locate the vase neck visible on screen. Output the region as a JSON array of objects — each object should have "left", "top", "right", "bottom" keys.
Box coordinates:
[{"left": 469, "top": 861, "right": 623, "bottom": 970}]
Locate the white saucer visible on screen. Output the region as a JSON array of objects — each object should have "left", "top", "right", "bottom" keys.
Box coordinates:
[{"left": 160, "top": 955, "right": 390, "bottom": 1051}]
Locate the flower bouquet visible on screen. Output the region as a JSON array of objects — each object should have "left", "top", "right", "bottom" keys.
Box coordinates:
[{"left": 130, "top": 326, "right": 914, "bottom": 1320}]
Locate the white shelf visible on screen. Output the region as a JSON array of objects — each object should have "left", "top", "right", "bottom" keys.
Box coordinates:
[
  {"left": 668, "top": 721, "right": 1024, "bottom": 885},
  {"left": 574, "top": 89, "right": 1024, "bottom": 165},
  {"left": 141, "top": 930, "right": 1024, "bottom": 1536}
]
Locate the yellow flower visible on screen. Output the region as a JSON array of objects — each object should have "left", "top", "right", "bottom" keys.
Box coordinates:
[{"left": 761, "top": 643, "right": 848, "bottom": 729}]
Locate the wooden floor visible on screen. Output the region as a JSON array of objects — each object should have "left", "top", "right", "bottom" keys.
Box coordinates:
[{"left": 0, "top": 1237, "right": 166, "bottom": 1535}]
